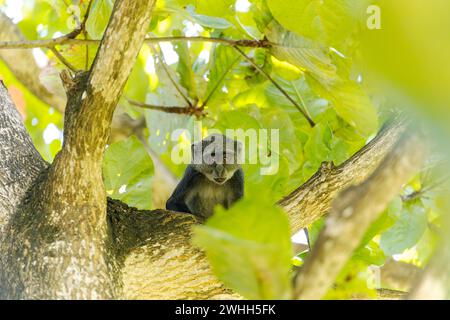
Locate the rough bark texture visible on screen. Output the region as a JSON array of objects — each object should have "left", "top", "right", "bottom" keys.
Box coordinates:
[
  {"left": 0, "top": 82, "right": 47, "bottom": 233},
  {"left": 0, "top": 74, "right": 410, "bottom": 298},
  {"left": 294, "top": 132, "right": 425, "bottom": 300},
  {"left": 279, "top": 119, "right": 406, "bottom": 233},
  {"left": 108, "top": 199, "right": 237, "bottom": 299},
  {"left": 0, "top": 2, "right": 421, "bottom": 300},
  {"left": 0, "top": 0, "right": 155, "bottom": 299},
  {"left": 113, "top": 121, "right": 409, "bottom": 299}
]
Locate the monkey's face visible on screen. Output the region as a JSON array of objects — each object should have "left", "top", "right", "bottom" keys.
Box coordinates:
[
  {"left": 201, "top": 151, "right": 240, "bottom": 185},
  {"left": 191, "top": 134, "right": 242, "bottom": 185}
]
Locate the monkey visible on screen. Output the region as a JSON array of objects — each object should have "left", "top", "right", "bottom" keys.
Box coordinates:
[{"left": 166, "top": 134, "right": 244, "bottom": 219}]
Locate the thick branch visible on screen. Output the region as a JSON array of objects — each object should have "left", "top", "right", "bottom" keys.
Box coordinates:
[
  {"left": 294, "top": 131, "right": 425, "bottom": 300},
  {"left": 279, "top": 119, "right": 407, "bottom": 234},
  {"left": 0, "top": 0, "right": 156, "bottom": 299},
  {"left": 107, "top": 199, "right": 237, "bottom": 299},
  {"left": 109, "top": 119, "right": 412, "bottom": 299},
  {"left": 63, "top": 0, "right": 155, "bottom": 156},
  {"left": 0, "top": 83, "right": 46, "bottom": 233}
]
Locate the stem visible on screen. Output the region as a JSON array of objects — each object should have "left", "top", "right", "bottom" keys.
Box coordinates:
[
  {"left": 126, "top": 98, "right": 205, "bottom": 118},
  {"left": 151, "top": 44, "right": 192, "bottom": 107},
  {"left": 50, "top": 47, "right": 78, "bottom": 72},
  {"left": 233, "top": 46, "right": 315, "bottom": 127},
  {"left": 201, "top": 56, "right": 240, "bottom": 108},
  {"left": 0, "top": 36, "right": 270, "bottom": 50}
]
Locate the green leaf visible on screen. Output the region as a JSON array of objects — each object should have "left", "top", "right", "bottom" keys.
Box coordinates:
[
  {"left": 267, "top": 0, "right": 368, "bottom": 49},
  {"left": 173, "top": 31, "right": 198, "bottom": 99},
  {"left": 86, "top": 0, "right": 113, "bottom": 39},
  {"left": 267, "top": 21, "right": 337, "bottom": 83},
  {"left": 360, "top": 196, "right": 402, "bottom": 246},
  {"left": 186, "top": 5, "right": 233, "bottom": 29},
  {"left": 204, "top": 45, "right": 240, "bottom": 107},
  {"left": 266, "top": 21, "right": 378, "bottom": 136},
  {"left": 103, "top": 136, "right": 154, "bottom": 210},
  {"left": 193, "top": 198, "right": 293, "bottom": 299},
  {"left": 353, "top": 241, "right": 386, "bottom": 266},
  {"left": 144, "top": 61, "right": 194, "bottom": 154},
  {"left": 380, "top": 203, "right": 428, "bottom": 256},
  {"left": 196, "top": 0, "right": 234, "bottom": 17},
  {"left": 306, "top": 75, "right": 379, "bottom": 136},
  {"left": 325, "top": 259, "right": 377, "bottom": 299},
  {"left": 124, "top": 55, "right": 149, "bottom": 102}
]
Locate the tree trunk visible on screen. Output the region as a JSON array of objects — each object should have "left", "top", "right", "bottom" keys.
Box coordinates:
[
  {"left": 0, "top": 1, "right": 415, "bottom": 299},
  {"left": 0, "top": 0, "right": 156, "bottom": 299}
]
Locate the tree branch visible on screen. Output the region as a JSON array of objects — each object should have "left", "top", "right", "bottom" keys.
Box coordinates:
[
  {"left": 233, "top": 46, "right": 315, "bottom": 127},
  {"left": 50, "top": 47, "right": 78, "bottom": 72},
  {"left": 279, "top": 119, "right": 407, "bottom": 234},
  {"left": 0, "top": 82, "right": 46, "bottom": 234},
  {"left": 107, "top": 199, "right": 238, "bottom": 299},
  {"left": 294, "top": 130, "right": 425, "bottom": 300},
  {"left": 0, "top": 36, "right": 271, "bottom": 50},
  {"left": 126, "top": 98, "right": 206, "bottom": 119},
  {"left": 109, "top": 118, "right": 413, "bottom": 299},
  {"left": 0, "top": 12, "right": 145, "bottom": 142},
  {"left": 0, "top": 0, "right": 156, "bottom": 299},
  {"left": 201, "top": 55, "right": 240, "bottom": 108},
  {"left": 151, "top": 44, "right": 193, "bottom": 108}
]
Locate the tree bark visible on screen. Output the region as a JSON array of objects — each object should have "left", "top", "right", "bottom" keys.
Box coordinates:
[
  {"left": 0, "top": 81, "right": 47, "bottom": 233},
  {"left": 0, "top": 3, "right": 418, "bottom": 299},
  {"left": 0, "top": 74, "right": 411, "bottom": 298},
  {"left": 0, "top": 0, "right": 155, "bottom": 299},
  {"left": 112, "top": 121, "right": 409, "bottom": 299},
  {"left": 294, "top": 131, "right": 425, "bottom": 300},
  {"left": 279, "top": 119, "right": 406, "bottom": 232}
]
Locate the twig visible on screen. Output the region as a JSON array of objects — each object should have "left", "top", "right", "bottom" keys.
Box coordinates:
[
  {"left": 82, "top": 0, "right": 93, "bottom": 71},
  {"left": 233, "top": 46, "right": 315, "bottom": 127},
  {"left": 46, "top": 0, "right": 94, "bottom": 73},
  {"left": 402, "top": 175, "right": 450, "bottom": 202},
  {"left": 50, "top": 47, "right": 78, "bottom": 72},
  {"left": 0, "top": 36, "right": 270, "bottom": 50},
  {"left": 201, "top": 56, "right": 241, "bottom": 108},
  {"left": 151, "top": 44, "right": 193, "bottom": 107},
  {"left": 126, "top": 98, "right": 206, "bottom": 119},
  {"left": 79, "top": 0, "right": 94, "bottom": 32}
]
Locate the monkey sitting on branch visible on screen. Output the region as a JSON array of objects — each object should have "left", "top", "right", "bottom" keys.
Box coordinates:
[{"left": 166, "top": 134, "right": 244, "bottom": 219}]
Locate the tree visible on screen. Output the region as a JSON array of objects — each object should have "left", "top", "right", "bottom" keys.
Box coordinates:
[{"left": 0, "top": 0, "right": 448, "bottom": 299}]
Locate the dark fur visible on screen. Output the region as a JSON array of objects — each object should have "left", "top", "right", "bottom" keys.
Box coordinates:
[{"left": 166, "top": 134, "right": 244, "bottom": 218}]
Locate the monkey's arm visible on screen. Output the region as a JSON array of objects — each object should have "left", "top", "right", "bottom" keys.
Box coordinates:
[{"left": 166, "top": 165, "right": 199, "bottom": 214}]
